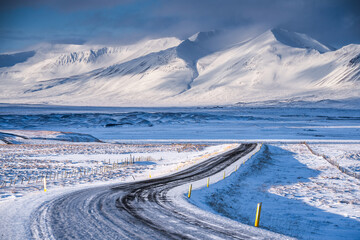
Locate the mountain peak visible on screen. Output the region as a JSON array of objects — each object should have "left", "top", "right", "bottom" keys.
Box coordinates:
[
  {"left": 188, "top": 30, "right": 219, "bottom": 43},
  {"left": 176, "top": 30, "right": 223, "bottom": 64},
  {"left": 270, "top": 28, "right": 334, "bottom": 53}
]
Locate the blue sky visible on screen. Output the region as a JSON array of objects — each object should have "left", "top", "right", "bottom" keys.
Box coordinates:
[{"left": 0, "top": 0, "right": 359, "bottom": 53}]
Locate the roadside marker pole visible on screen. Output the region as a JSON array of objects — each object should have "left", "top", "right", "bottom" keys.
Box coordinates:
[
  {"left": 254, "top": 202, "right": 262, "bottom": 227},
  {"left": 207, "top": 178, "right": 210, "bottom": 187},
  {"left": 223, "top": 171, "right": 225, "bottom": 179},
  {"left": 188, "top": 184, "right": 192, "bottom": 198},
  {"left": 43, "top": 177, "right": 47, "bottom": 192},
  {"left": 235, "top": 165, "right": 237, "bottom": 171}
]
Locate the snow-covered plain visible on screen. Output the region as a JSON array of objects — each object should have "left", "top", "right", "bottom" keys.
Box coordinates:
[
  {"left": 0, "top": 28, "right": 359, "bottom": 106},
  {"left": 0, "top": 142, "right": 233, "bottom": 202},
  {"left": 189, "top": 143, "right": 360, "bottom": 239},
  {"left": 309, "top": 144, "right": 360, "bottom": 175}
]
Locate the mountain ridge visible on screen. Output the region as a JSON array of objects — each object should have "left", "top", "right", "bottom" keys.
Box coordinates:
[{"left": 0, "top": 28, "right": 359, "bottom": 107}]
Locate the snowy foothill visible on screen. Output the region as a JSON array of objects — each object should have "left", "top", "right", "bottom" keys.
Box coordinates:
[
  {"left": 188, "top": 143, "right": 360, "bottom": 239},
  {"left": 1, "top": 105, "right": 359, "bottom": 141}
]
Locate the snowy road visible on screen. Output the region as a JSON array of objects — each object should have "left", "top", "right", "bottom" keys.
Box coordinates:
[{"left": 30, "top": 144, "right": 287, "bottom": 239}]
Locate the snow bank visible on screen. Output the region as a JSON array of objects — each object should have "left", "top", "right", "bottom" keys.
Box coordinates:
[
  {"left": 189, "top": 144, "right": 360, "bottom": 239},
  {"left": 0, "top": 129, "right": 101, "bottom": 144}
]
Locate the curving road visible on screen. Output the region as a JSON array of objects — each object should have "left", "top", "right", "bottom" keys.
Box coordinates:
[{"left": 30, "top": 143, "right": 285, "bottom": 239}]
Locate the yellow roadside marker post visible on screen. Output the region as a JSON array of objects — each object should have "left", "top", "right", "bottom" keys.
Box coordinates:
[
  {"left": 188, "top": 184, "right": 192, "bottom": 198},
  {"left": 223, "top": 171, "right": 225, "bottom": 179},
  {"left": 255, "top": 202, "right": 262, "bottom": 227},
  {"left": 43, "top": 177, "right": 47, "bottom": 192},
  {"left": 207, "top": 178, "right": 210, "bottom": 187}
]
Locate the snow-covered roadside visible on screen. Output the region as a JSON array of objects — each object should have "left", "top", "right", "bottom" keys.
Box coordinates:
[
  {"left": 0, "top": 143, "right": 236, "bottom": 239},
  {"left": 167, "top": 144, "right": 294, "bottom": 239},
  {"left": 188, "top": 144, "right": 360, "bottom": 240}
]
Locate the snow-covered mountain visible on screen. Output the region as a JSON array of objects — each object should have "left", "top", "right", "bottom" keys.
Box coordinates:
[{"left": 0, "top": 28, "right": 359, "bottom": 107}]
